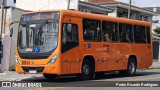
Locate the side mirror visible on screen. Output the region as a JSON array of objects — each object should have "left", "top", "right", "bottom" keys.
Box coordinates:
[{"left": 10, "top": 28, "right": 13, "bottom": 37}]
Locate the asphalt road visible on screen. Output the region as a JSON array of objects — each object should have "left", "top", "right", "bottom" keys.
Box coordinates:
[{"left": 1, "top": 69, "right": 160, "bottom": 90}]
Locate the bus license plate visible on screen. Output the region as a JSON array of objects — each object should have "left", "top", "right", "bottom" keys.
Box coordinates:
[{"left": 29, "top": 70, "right": 37, "bottom": 73}]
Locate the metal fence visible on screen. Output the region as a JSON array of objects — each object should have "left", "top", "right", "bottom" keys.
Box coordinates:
[
  {"left": 153, "top": 40, "right": 159, "bottom": 61},
  {"left": 0, "top": 41, "right": 2, "bottom": 64}
]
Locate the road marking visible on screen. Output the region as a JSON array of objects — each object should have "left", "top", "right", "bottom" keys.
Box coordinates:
[{"left": 124, "top": 76, "right": 160, "bottom": 81}]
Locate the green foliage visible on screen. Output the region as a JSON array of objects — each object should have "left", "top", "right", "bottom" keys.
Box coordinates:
[{"left": 154, "top": 27, "right": 160, "bottom": 34}]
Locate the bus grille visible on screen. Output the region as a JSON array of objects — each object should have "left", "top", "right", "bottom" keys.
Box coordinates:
[{"left": 22, "top": 67, "right": 44, "bottom": 73}]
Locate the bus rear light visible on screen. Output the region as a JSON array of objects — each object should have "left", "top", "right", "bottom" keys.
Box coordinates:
[
  {"left": 48, "top": 54, "right": 58, "bottom": 64},
  {"left": 15, "top": 55, "right": 21, "bottom": 65}
]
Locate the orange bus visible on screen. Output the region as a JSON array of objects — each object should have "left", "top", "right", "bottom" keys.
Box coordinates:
[{"left": 15, "top": 10, "right": 152, "bottom": 80}]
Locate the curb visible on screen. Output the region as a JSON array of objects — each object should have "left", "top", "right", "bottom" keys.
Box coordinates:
[{"left": 149, "top": 67, "right": 160, "bottom": 69}]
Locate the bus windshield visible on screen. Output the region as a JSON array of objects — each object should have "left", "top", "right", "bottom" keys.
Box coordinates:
[{"left": 17, "top": 12, "right": 60, "bottom": 59}]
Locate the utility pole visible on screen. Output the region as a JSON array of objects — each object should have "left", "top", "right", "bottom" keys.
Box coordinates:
[
  {"left": 128, "top": 0, "right": 131, "bottom": 19},
  {"left": 0, "top": 0, "right": 5, "bottom": 39},
  {"left": 67, "top": 0, "right": 71, "bottom": 10}
]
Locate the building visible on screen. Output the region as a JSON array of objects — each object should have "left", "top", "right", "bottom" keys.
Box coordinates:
[
  {"left": 0, "top": 0, "right": 16, "bottom": 35},
  {"left": 15, "top": 0, "right": 158, "bottom": 23},
  {"left": 15, "top": 0, "right": 112, "bottom": 14},
  {"left": 87, "top": 0, "right": 159, "bottom": 24},
  {"left": 0, "top": 5, "right": 30, "bottom": 71},
  {"left": 0, "top": 0, "right": 16, "bottom": 7},
  {"left": 144, "top": 7, "right": 160, "bottom": 30}
]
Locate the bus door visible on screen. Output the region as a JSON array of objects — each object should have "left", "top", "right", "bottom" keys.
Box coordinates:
[{"left": 61, "top": 17, "right": 81, "bottom": 74}]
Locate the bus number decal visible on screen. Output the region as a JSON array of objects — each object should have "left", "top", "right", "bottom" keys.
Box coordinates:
[
  {"left": 22, "top": 60, "right": 30, "bottom": 65},
  {"left": 103, "top": 44, "right": 110, "bottom": 53}
]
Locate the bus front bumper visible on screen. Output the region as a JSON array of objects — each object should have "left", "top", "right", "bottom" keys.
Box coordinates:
[{"left": 16, "top": 64, "right": 60, "bottom": 74}]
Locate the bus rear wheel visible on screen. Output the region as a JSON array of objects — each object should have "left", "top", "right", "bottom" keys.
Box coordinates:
[
  {"left": 119, "top": 58, "right": 136, "bottom": 76},
  {"left": 43, "top": 74, "right": 57, "bottom": 79},
  {"left": 80, "top": 60, "right": 92, "bottom": 80}
]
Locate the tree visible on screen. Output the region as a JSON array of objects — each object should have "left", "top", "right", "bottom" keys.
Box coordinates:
[{"left": 154, "top": 27, "right": 160, "bottom": 34}]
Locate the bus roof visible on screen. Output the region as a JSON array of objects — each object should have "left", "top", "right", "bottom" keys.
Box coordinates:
[
  {"left": 60, "top": 10, "right": 150, "bottom": 26},
  {"left": 23, "top": 10, "right": 150, "bottom": 26}
]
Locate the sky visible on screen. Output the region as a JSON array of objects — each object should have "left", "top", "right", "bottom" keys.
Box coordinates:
[{"left": 119, "top": 0, "right": 160, "bottom": 7}]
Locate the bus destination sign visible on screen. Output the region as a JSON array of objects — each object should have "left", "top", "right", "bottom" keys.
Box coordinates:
[{"left": 21, "top": 12, "right": 60, "bottom": 21}]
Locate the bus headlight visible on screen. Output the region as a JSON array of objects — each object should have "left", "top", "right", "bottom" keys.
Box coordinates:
[
  {"left": 48, "top": 54, "right": 58, "bottom": 64},
  {"left": 15, "top": 56, "right": 21, "bottom": 65}
]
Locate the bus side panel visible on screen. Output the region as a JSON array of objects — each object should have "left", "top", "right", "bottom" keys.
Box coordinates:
[
  {"left": 131, "top": 44, "right": 152, "bottom": 68},
  {"left": 105, "top": 43, "right": 126, "bottom": 71},
  {"left": 146, "top": 43, "right": 153, "bottom": 68},
  {"left": 82, "top": 42, "right": 106, "bottom": 72},
  {"left": 118, "top": 43, "right": 130, "bottom": 70}
]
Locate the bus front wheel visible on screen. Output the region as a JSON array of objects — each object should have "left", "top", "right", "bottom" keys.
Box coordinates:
[
  {"left": 80, "top": 60, "right": 92, "bottom": 80},
  {"left": 43, "top": 74, "right": 57, "bottom": 79},
  {"left": 119, "top": 58, "right": 136, "bottom": 76}
]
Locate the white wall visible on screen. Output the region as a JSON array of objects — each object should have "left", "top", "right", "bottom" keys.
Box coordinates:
[
  {"left": 108, "top": 7, "right": 117, "bottom": 17},
  {"left": 16, "top": 0, "right": 79, "bottom": 11}
]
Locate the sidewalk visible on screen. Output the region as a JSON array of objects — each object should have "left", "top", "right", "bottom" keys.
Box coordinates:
[
  {"left": 149, "top": 61, "right": 160, "bottom": 69},
  {"left": 0, "top": 71, "right": 43, "bottom": 81}
]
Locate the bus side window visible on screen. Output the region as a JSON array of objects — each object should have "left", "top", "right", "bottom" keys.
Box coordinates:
[
  {"left": 62, "top": 23, "right": 79, "bottom": 53},
  {"left": 119, "top": 23, "right": 133, "bottom": 43},
  {"left": 146, "top": 27, "right": 151, "bottom": 44},
  {"left": 83, "top": 19, "right": 101, "bottom": 42},
  {"left": 134, "top": 25, "right": 146, "bottom": 43},
  {"left": 102, "top": 21, "right": 118, "bottom": 42}
]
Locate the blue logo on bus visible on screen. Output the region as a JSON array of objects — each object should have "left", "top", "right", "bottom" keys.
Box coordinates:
[
  {"left": 88, "top": 44, "right": 91, "bottom": 48},
  {"left": 34, "top": 46, "right": 40, "bottom": 52}
]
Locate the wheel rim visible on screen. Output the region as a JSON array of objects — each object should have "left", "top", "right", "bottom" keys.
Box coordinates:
[
  {"left": 83, "top": 65, "right": 90, "bottom": 75},
  {"left": 129, "top": 62, "right": 135, "bottom": 74}
]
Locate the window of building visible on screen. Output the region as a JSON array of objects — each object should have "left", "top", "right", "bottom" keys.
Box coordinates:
[
  {"left": 102, "top": 21, "right": 118, "bottom": 42},
  {"left": 83, "top": 19, "right": 101, "bottom": 41},
  {"left": 117, "top": 11, "right": 128, "bottom": 18},
  {"left": 62, "top": 23, "right": 79, "bottom": 53},
  {"left": 119, "top": 23, "right": 133, "bottom": 43},
  {"left": 79, "top": 8, "right": 88, "bottom": 12},
  {"left": 146, "top": 27, "right": 151, "bottom": 44},
  {"left": 140, "top": 15, "right": 148, "bottom": 21},
  {"left": 134, "top": 25, "right": 146, "bottom": 43}
]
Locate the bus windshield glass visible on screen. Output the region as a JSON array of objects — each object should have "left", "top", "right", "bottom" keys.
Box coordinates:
[{"left": 18, "top": 12, "right": 59, "bottom": 56}]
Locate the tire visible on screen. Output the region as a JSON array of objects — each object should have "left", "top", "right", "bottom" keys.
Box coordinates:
[
  {"left": 119, "top": 58, "right": 136, "bottom": 77},
  {"left": 43, "top": 74, "right": 57, "bottom": 79},
  {"left": 80, "top": 59, "right": 93, "bottom": 80}
]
